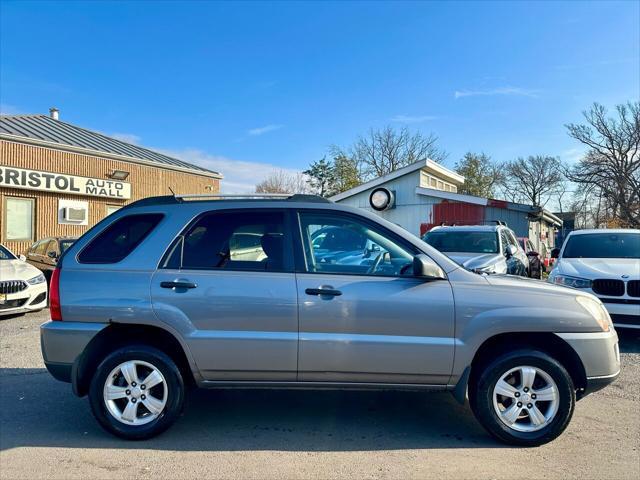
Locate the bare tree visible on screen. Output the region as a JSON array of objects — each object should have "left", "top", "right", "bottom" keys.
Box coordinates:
[
  {"left": 332, "top": 126, "right": 447, "bottom": 180},
  {"left": 565, "top": 102, "right": 640, "bottom": 228},
  {"left": 498, "top": 155, "right": 565, "bottom": 207},
  {"left": 255, "top": 170, "right": 311, "bottom": 194}
]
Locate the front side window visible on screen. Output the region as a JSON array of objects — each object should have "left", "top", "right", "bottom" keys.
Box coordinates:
[
  {"left": 424, "top": 230, "right": 499, "bottom": 254},
  {"left": 78, "top": 214, "right": 163, "bottom": 264},
  {"left": 299, "top": 212, "right": 415, "bottom": 276},
  {"left": 563, "top": 233, "right": 639, "bottom": 259},
  {"left": 4, "top": 197, "right": 34, "bottom": 241},
  {"left": 168, "top": 210, "right": 289, "bottom": 272}
]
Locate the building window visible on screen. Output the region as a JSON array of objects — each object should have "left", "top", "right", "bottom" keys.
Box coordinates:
[
  {"left": 4, "top": 197, "right": 35, "bottom": 241},
  {"left": 106, "top": 205, "right": 122, "bottom": 216}
]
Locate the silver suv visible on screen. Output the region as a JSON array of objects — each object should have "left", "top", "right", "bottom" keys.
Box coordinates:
[{"left": 40, "top": 194, "right": 620, "bottom": 445}]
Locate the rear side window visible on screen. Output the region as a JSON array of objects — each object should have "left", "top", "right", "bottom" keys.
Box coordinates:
[
  {"left": 162, "top": 210, "right": 289, "bottom": 272},
  {"left": 78, "top": 214, "right": 163, "bottom": 264}
]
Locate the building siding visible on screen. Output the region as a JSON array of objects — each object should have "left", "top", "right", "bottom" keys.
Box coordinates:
[{"left": 0, "top": 139, "right": 219, "bottom": 254}]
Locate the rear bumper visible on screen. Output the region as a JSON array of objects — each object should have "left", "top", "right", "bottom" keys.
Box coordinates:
[{"left": 40, "top": 321, "right": 108, "bottom": 383}]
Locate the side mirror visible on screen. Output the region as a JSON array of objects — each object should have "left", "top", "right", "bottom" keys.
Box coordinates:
[
  {"left": 18, "top": 254, "right": 26, "bottom": 262},
  {"left": 506, "top": 245, "right": 517, "bottom": 258},
  {"left": 47, "top": 251, "right": 58, "bottom": 259},
  {"left": 413, "top": 254, "right": 446, "bottom": 279},
  {"left": 551, "top": 248, "right": 560, "bottom": 259}
]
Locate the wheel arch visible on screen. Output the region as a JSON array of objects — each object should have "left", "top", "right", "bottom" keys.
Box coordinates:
[
  {"left": 458, "top": 332, "right": 587, "bottom": 404},
  {"left": 73, "top": 323, "right": 197, "bottom": 397}
]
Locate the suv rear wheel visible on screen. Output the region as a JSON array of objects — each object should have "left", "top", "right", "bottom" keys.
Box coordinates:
[
  {"left": 89, "top": 345, "right": 185, "bottom": 440},
  {"left": 469, "top": 349, "right": 575, "bottom": 446}
]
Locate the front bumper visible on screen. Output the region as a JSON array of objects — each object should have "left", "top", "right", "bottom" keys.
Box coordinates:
[
  {"left": 0, "top": 282, "right": 47, "bottom": 316},
  {"left": 556, "top": 329, "right": 620, "bottom": 396},
  {"left": 601, "top": 301, "right": 640, "bottom": 329}
]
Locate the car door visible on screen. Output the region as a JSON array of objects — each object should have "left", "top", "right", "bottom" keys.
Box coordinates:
[
  {"left": 294, "top": 210, "right": 455, "bottom": 385},
  {"left": 151, "top": 208, "right": 299, "bottom": 381},
  {"left": 43, "top": 240, "right": 59, "bottom": 271}
]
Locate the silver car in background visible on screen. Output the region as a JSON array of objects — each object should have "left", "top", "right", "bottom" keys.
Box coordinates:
[
  {"left": 40, "top": 194, "right": 619, "bottom": 446},
  {"left": 549, "top": 229, "right": 640, "bottom": 329}
]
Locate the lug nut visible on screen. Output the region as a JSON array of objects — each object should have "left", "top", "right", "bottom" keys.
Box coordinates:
[
  {"left": 517, "top": 402, "right": 522, "bottom": 407},
  {"left": 141, "top": 394, "right": 146, "bottom": 400},
  {"left": 523, "top": 387, "right": 529, "bottom": 392},
  {"left": 131, "top": 398, "right": 137, "bottom": 403},
  {"left": 125, "top": 389, "right": 131, "bottom": 395},
  {"left": 514, "top": 392, "right": 520, "bottom": 398},
  {"left": 141, "top": 385, "right": 146, "bottom": 390},
  {"left": 531, "top": 394, "right": 537, "bottom": 399},
  {"left": 527, "top": 403, "right": 533, "bottom": 409},
  {"left": 131, "top": 382, "right": 137, "bottom": 387}
]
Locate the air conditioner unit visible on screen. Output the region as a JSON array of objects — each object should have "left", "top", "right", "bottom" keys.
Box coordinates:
[{"left": 64, "top": 207, "right": 87, "bottom": 222}]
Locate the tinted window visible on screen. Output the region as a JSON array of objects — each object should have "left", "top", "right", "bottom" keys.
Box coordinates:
[
  {"left": 169, "top": 211, "right": 288, "bottom": 272},
  {"left": 563, "top": 233, "right": 639, "bottom": 259},
  {"left": 424, "top": 231, "right": 498, "bottom": 254},
  {"left": 0, "top": 245, "right": 16, "bottom": 260},
  {"left": 78, "top": 214, "right": 163, "bottom": 264},
  {"left": 299, "top": 212, "right": 414, "bottom": 276}
]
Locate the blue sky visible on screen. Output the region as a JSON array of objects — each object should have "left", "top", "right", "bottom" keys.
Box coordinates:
[{"left": 1, "top": 1, "right": 638, "bottom": 192}]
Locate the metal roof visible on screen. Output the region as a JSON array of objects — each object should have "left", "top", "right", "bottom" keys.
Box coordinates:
[{"left": 0, "top": 114, "right": 221, "bottom": 178}]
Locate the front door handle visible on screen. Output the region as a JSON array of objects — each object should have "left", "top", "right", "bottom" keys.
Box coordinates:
[
  {"left": 305, "top": 287, "right": 342, "bottom": 297},
  {"left": 160, "top": 280, "right": 197, "bottom": 289}
]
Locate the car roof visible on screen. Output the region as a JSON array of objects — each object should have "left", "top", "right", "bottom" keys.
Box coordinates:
[
  {"left": 567, "top": 228, "right": 640, "bottom": 236},
  {"left": 428, "top": 225, "right": 501, "bottom": 232}
]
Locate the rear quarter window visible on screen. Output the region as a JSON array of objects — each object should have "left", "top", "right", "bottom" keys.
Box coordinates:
[{"left": 78, "top": 214, "right": 163, "bottom": 264}]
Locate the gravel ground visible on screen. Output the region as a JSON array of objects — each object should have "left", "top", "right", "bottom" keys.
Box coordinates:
[{"left": 0, "top": 309, "right": 638, "bottom": 480}]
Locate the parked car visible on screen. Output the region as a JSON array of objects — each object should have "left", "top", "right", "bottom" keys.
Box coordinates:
[
  {"left": 518, "top": 237, "right": 545, "bottom": 279},
  {"left": 549, "top": 229, "right": 640, "bottom": 329},
  {"left": 41, "top": 194, "right": 620, "bottom": 445},
  {"left": 423, "top": 224, "right": 529, "bottom": 276},
  {"left": 26, "top": 236, "right": 77, "bottom": 281},
  {"left": 0, "top": 244, "right": 48, "bottom": 317}
]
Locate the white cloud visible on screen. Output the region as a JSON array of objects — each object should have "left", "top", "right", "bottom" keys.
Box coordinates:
[
  {"left": 160, "top": 148, "right": 302, "bottom": 193},
  {"left": 0, "top": 103, "right": 22, "bottom": 115},
  {"left": 247, "top": 124, "right": 283, "bottom": 136},
  {"left": 390, "top": 114, "right": 437, "bottom": 123},
  {"left": 454, "top": 86, "right": 539, "bottom": 99},
  {"left": 110, "top": 132, "right": 141, "bottom": 144}
]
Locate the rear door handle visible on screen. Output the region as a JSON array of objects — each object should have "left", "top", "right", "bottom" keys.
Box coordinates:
[
  {"left": 160, "top": 280, "right": 197, "bottom": 289},
  {"left": 305, "top": 287, "right": 342, "bottom": 297}
]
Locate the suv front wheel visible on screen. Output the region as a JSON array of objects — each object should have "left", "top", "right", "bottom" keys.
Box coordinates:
[
  {"left": 89, "top": 345, "right": 185, "bottom": 440},
  {"left": 469, "top": 349, "right": 575, "bottom": 446}
]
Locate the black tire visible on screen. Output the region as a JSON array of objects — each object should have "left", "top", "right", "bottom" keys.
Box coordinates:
[
  {"left": 89, "top": 345, "right": 185, "bottom": 440},
  {"left": 469, "top": 349, "right": 575, "bottom": 446}
]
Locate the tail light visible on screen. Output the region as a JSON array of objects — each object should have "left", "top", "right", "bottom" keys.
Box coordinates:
[{"left": 49, "top": 267, "right": 62, "bottom": 321}]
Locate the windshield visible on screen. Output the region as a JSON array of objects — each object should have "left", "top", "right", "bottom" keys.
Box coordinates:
[
  {"left": 423, "top": 231, "right": 499, "bottom": 254},
  {"left": 0, "top": 245, "right": 17, "bottom": 260},
  {"left": 60, "top": 240, "right": 75, "bottom": 253},
  {"left": 563, "top": 233, "right": 640, "bottom": 259}
]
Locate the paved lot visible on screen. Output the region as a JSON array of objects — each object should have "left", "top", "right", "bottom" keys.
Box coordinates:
[{"left": 1, "top": 309, "right": 638, "bottom": 480}]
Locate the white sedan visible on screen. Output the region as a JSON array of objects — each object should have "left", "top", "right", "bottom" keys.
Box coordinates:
[
  {"left": 0, "top": 244, "right": 48, "bottom": 317},
  {"left": 548, "top": 229, "right": 640, "bottom": 329}
]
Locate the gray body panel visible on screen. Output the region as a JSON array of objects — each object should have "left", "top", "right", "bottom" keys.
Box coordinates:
[{"left": 40, "top": 197, "right": 620, "bottom": 398}]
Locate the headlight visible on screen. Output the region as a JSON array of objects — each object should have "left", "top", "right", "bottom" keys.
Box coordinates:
[
  {"left": 27, "top": 274, "right": 46, "bottom": 285},
  {"left": 552, "top": 274, "right": 592, "bottom": 289},
  {"left": 576, "top": 296, "right": 612, "bottom": 332}
]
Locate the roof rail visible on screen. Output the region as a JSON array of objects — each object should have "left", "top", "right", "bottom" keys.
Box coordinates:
[{"left": 174, "top": 193, "right": 332, "bottom": 203}]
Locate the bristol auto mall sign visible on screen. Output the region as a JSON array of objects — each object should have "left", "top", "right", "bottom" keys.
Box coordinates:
[{"left": 0, "top": 166, "right": 131, "bottom": 199}]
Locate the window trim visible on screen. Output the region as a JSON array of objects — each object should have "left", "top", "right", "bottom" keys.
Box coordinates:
[
  {"left": 2, "top": 196, "right": 36, "bottom": 242},
  {"left": 76, "top": 213, "right": 165, "bottom": 264},
  {"left": 293, "top": 208, "right": 422, "bottom": 279},
  {"left": 158, "top": 208, "right": 296, "bottom": 274}
]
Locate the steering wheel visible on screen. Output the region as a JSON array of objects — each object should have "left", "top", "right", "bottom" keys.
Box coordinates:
[{"left": 367, "top": 251, "right": 385, "bottom": 274}]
